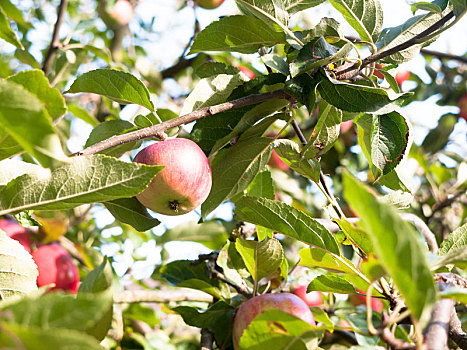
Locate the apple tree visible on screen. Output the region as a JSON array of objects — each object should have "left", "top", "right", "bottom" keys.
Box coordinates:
[{"left": 0, "top": 0, "right": 466, "bottom": 349}]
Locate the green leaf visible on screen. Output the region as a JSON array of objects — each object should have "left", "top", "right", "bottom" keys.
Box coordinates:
[
  {"left": 236, "top": 237, "right": 284, "bottom": 284},
  {"left": 189, "top": 15, "right": 285, "bottom": 54},
  {"left": 301, "top": 17, "right": 343, "bottom": 43},
  {"left": 290, "top": 37, "right": 352, "bottom": 77},
  {"left": 450, "top": 0, "right": 467, "bottom": 17},
  {"left": 217, "top": 241, "right": 250, "bottom": 287},
  {"left": 343, "top": 171, "right": 437, "bottom": 327},
  {"left": 0, "top": 155, "right": 163, "bottom": 215},
  {"left": 0, "top": 79, "right": 67, "bottom": 168},
  {"left": 329, "top": 0, "right": 383, "bottom": 43},
  {"left": 7, "top": 70, "right": 66, "bottom": 119},
  {"left": 0, "top": 232, "right": 38, "bottom": 300},
  {"left": 284, "top": 73, "right": 320, "bottom": 112},
  {"left": 411, "top": 1, "right": 443, "bottom": 14},
  {"left": 66, "top": 69, "right": 154, "bottom": 111},
  {"left": 157, "top": 221, "right": 228, "bottom": 250},
  {"left": 235, "top": 0, "right": 289, "bottom": 25},
  {"left": 246, "top": 170, "right": 275, "bottom": 200},
  {"left": 273, "top": 139, "right": 321, "bottom": 182},
  {"left": 317, "top": 70, "right": 412, "bottom": 114},
  {"left": 0, "top": 129, "right": 22, "bottom": 161},
  {"left": 194, "top": 62, "right": 242, "bottom": 78},
  {"left": 0, "top": 290, "right": 112, "bottom": 335},
  {"left": 303, "top": 101, "right": 342, "bottom": 158},
  {"left": 0, "top": 0, "right": 30, "bottom": 27},
  {"left": 335, "top": 218, "right": 374, "bottom": 254},
  {"left": 421, "top": 113, "right": 458, "bottom": 154},
  {"left": 67, "top": 104, "right": 98, "bottom": 127},
  {"left": 78, "top": 258, "right": 113, "bottom": 294},
  {"left": 0, "top": 324, "right": 102, "bottom": 350},
  {"left": 355, "top": 112, "right": 409, "bottom": 175},
  {"left": 430, "top": 246, "right": 467, "bottom": 270},
  {"left": 307, "top": 274, "right": 357, "bottom": 294},
  {"left": 174, "top": 301, "right": 235, "bottom": 349},
  {"left": 375, "top": 12, "right": 442, "bottom": 63},
  {"left": 261, "top": 54, "right": 290, "bottom": 75},
  {"left": 284, "top": 0, "right": 327, "bottom": 15},
  {"left": 439, "top": 223, "right": 467, "bottom": 255},
  {"left": 180, "top": 73, "right": 246, "bottom": 115},
  {"left": 299, "top": 247, "right": 360, "bottom": 274},
  {"left": 103, "top": 197, "right": 160, "bottom": 232},
  {"left": 439, "top": 288, "right": 467, "bottom": 304},
  {"left": 160, "top": 260, "right": 223, "bottom": 298},
  {"left": 239, "top": 309, "right": 322, "bottom": 350},
  {"left": 85, "top": 120, "right": 141, "bottom": 157},
  {"left": 235, "top": 196, "right": 340, "bottom": 254},
  {"left": 201, "top": 138, "right": 272, "bottom": 218},
  {"left": 0, "top": 6, "right": 23, "bottom": 49},
  {"left": 0, "top": 159, "right": 48, "bottom": 186}
]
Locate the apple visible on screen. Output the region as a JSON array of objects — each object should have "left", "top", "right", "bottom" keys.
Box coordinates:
[
  {"left": 293, "top": 285, "right": 323, "bottom": 307},
  {"left": 133, "top": 138, "right": 212, "bottom": 216},
  {"left": 395, "top": 69, "right": 410, "bottom": 85},
  {"left": 0, "top": 219, "right": 32, "bottom": 253},
  {"left": 236, "top": 66, "right": 255, "bottom": 80},
  {"left": 32, "top": 244, "right": 79, "bottom": 293},
  {"left": 196, "top": 0, "right": 225, "bottom": 9},
  {"left": 109, "top": 0, "right": 134, "bottom": 25},
  {"left": 373, "top": 63, "right": 385, "bottom": 79},
  {"left": 457, "top": 93, "right": 467, "bottom": 121},
  {"left": 340, "top": 120, "right": 353, "bottom": 134},
  {"left": 233, "top": 293, "right": 316, "bottom": 349},
  {"left": 349, "top": 289, "right": 383, "bottom": 312},
  {"left": 268, "top": 150, "right": 289, "bottom": 171}
]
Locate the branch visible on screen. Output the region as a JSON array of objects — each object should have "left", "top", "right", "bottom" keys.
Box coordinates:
[
  {"left": 200, "top": 329, "right": 215, "bottom": 350},
  {"left": 336, "top": 11, "right": 455, "bottom": 80},
  {"left": 449, "top": 308, "right": 467, "bottom": 349},
  {"left": 75, "top": 89, "right": 288, "bottom": 156},
  {"left": 42, "top": 0, "right": 68, "bottom": 75},
  {"left": 114, "top": 289, "right": 213, "bottom": 303},
  {"left": 315, "top": 213, "right": 438, "bottom": 253},
  {"left": 423, "top": 298, "right": 456, "bottom": 350},
  {"left": 420, "top": 48, "right": 467, "bottom": 64}
]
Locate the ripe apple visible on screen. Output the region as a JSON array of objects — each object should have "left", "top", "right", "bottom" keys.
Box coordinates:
[
  {"left": 109, "top": 0, "right": 134, "bottom": 25},
  {"left": 340, "top": 120, "right": 353, "bottom": 134},
  {"left": 233, "top": 293, "right": 316, "bottom": 349},
  {"left": 32, "top": 244, "right": 79, "bottom": 293},
  {"left": 293, "top": 285, "right": 323, "bottom": 307},
  {"left": 395, "top": 69, "right": 410, "bottom": 85},
  {"left": 457, "top": 93, "right": 467, "bottom": 121},
  {"left": 196, "top": 0, "right": 225, "bottom": 9},
  {"left": 236, "top": 66, "right": 255, "bottom": 80},
  {"left": 268, "top": 150, "right": 289, "bottom": 171},
  {"left": 349, "top": 289, "right": 383, "bottom": 312},
  {"left": 133, "top": 138, "right": 212, "bottom": 216},
  {"left": 0, "top": 219, "right": 32, "bottom": 253}
]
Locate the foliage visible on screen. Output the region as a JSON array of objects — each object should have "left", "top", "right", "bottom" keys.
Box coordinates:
[{"left": 0, "top": 0, "right": 466, "bottom": 349}]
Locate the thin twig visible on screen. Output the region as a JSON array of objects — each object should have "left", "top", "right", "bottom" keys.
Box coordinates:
[
  {"left": 42, "top": 0, "right": 68, "bottom": 75},
  {"left": 336, "top": 11, "right": 455, "bottom": 80},
  {"left": 114, "top": 289, "right": 213, "bottom": 303},
  {"left": 449, "top": 308, "right": 467, "bottom": 349},
  {"left": 200, "top": 329, "right": 215, "bottom": 350},
  {"left": 75, "top": 89, "right": 287, "bottom": 156}
]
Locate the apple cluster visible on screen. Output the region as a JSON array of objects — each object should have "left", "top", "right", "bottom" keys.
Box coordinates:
[{"left": 0, "top": 219, "right": 79, "bottom": 293}]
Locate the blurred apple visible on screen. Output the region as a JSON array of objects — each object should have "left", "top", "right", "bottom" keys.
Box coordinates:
[
  {"left": 457, "top": 93, "right": 467, "bottom": 121},
  {"left": 340, "top": 120, "right": 353, "bottom": 134},
  {"left": 109, "top": 0, "right": 134, "bottom": 25},
  {"left": 32, "top": 244, "right": 79, "bottom": 293},
  {"left": 233, "top": 293, "right": 316, "bottom": 349},
  {"left": 236, "top": 66, "right": 255, "bottom": 80},
  {"left": 395, "top": 69, "right": 410, "bottom": 85},
  {"left": 197, "top": 0, "right": 224, "bottom": 9},
  {"left": 0, "top": 219, "right": 32, "bottom": 252},
  {"left": 349, "top": 289, "right": 383, "bottom": 312},
  {"left": 373, "top": 63, "right": 385, "bottom": 79},
  {"left": 293, "top": 285, "right": 323, "bottom": 307},
  {"left": 268, "top": 150, "right": 289, "bottom": 171}
]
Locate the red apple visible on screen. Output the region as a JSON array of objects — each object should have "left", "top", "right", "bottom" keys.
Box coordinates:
[
  {"left": 110, "top": 0, "right": 134, "bottom": 25},
  {"left": 293, "top": 285, "right": 323, "bottom": 307},
  {"left": 196, "top": 0, "right": 225, "bottom": 9},
  {"left": 268, "top": 150, "right": 289, "bottom": 171},
  {"left": 133, "top": 138, "right": 212, "bottom": 216},
  {"left": 340, "top": 120, "right": 353, "bottom": 134},
  {"left": 457, "top": 93, "right": 467, "bottom": 121},
  {"left": 395, "top": 69, "right": 410, "bottom": 85},
  {"left": 32, "top": 244, "right": 79, "bottom": 293},
  {"left": 236, "top": 66, "right": 255, "bottom": 80},
  {"left": 349, "top": 289, "right": 383, "bottom": 312},
  {"left": 373, "top": 63, "right": 385, "bottom": 79},
  {"left": 0, "top": 219, "right": 32, "bottom": 253},
  {"left": 233, "top": 293, "right": 316, "bottom": 349}
]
